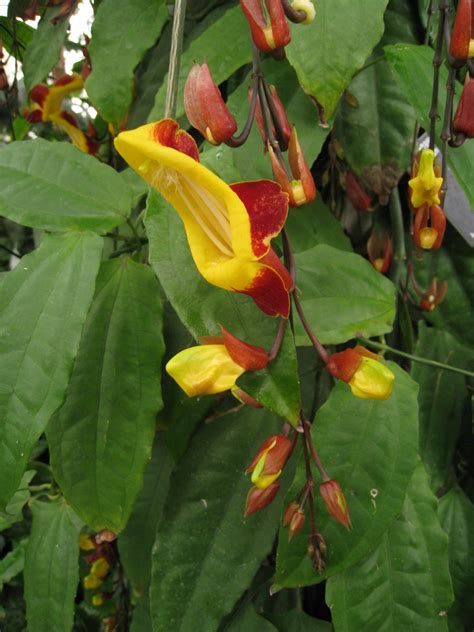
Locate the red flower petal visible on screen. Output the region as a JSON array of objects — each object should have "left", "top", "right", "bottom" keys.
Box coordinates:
[
  {"left": 230, "top": 180, "right": 288, "bottom": 258},
  {"left": 152, "top": 119, "right": 200, "bottom": 162},
  {"left": 53, "top": 74, "right": 79, "bottom": 88},
  {"left": 30, "top": 83, "right": 49, "bottom": 107},
  {"left": 221, "top": 326, "right": 268, "bottom": 371},
  {"left": 238, "top": 261, "right": 290, "bottom": 318}
]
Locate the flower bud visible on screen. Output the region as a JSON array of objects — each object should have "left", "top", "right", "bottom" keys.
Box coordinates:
[
  {"left": 326, "top": 346, "right": 394, "bottom": 400},
  {"left": 453, "top": 76, "right": 474, "bottom": 139},
  {"left": 231, "top": 386, "right": 263, "bottom": 408},
  {"left": 83, "top": 574, "right": 102, "bottom": 590},
  {"left": 79, "top": 533, "right": 96, "bottom": 551},
  {"left": 288, "top": 508, "right": 306, "bottom": 542},
  {"left": 90, "top": 557, "right": 110, "bottom": 579},
  {"left": 449, "top": 0, "right": 474, "bottom": 61},
  {"left": 246, "top": 434, "right": 293, "bottom": 489},
  {"left": 419, "top": 278, "right": 448, "bottom": 312},
  {"left": 268, "top": 127, "right": 316, "bottom": 207},
  {"left": 320, "top": 479, "right": 351, "bottom": 529},
  {"left": 367, "top": 230, "right": 391, "bottom": 273},
  {"left": 413, "top": 205, "right": 446, "bottom": 250},
  {"left": 408, "top": 149, "right": 443, "bottom": 209},
  {"left": 91, "top": 593, "right": 106, "bottom": 607},
  {"left": 244, "top": 482, "right": 280, "bottom": 516},
  {"left": 345, "top": 171, "right": 371, "bottom": 210},
  {"left": 254, "top": 84, "right": 292, "bottom": 150},
  {"left": 282, "top": 500, "right": 300, "bottom": 526},
  {"left": 184, "top": 63, "right": 237, "bottom": 145},
  {"left": 240, "top": 0, "right": 291, "bottom": 53},
  {"left": 290, "top": 0, "right": 316, "bottom": 24}
]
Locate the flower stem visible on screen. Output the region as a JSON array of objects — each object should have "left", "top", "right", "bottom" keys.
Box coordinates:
[
  {"left": 303, "top": 420, "right": 330, "bottom": 481},
  {"left": 388, "top": 187, "right": 405, "bottom": 288},
  {"left": 164, "top": 0, "right": 187, "bottom": 119},
  {"left": 268, "top": 317, "right": 287, "bottom": 361},
  {"left": 358, "top": 338, "right": 474, "bottom": 378}
]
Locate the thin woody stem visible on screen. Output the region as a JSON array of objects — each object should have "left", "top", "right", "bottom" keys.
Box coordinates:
[
  {"left": 440, "top": 64, "right": 457, "bottom": 202},
  {"left": 429, "top": 0, "right": 448, "bottom": 150},
  {"left": 301, "top": 433, "right": 316, "bottom": 533},
  {"left": 164, "top": 0, "right": 187, "bottom": 119},
  {"left": 388, "top": 188, "right": 406, "bottom": 288},
  {"left": 262, "top": 77, "right": 289, "bottom": 150},
  {"left": 303, "top": 420, "right": 330, "bottom": 481},
  {"left": 225, "top": 73, "right": 259, "bottom": 147},
  {"left": 268, "top": 318, "right": 288, "bottom": 361},
  {"left": 359, "top": 338, "right": 474, "bottom": 378}
]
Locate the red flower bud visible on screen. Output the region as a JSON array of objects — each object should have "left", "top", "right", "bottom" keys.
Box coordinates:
[
  {"left": 244, "top": 482, "right": 280, "bottom": 516},
  {"left": 282, "top": 500, "right": 300, "bottom": 526},
  {"left": 413, "top": 204, "right": 446, "bottom": 250},
  {"left": 246, "top": 434, "right": 293, "bottom": 489},
  {"left": 419, "top": 278, "right": 448, "bottom": 312},
  {"left": 449, "top": 0, "right": 474, "bottom": 61},
  {"left": 367, "top": 230, "right": 391, "bottom": 273},
  {"left": 221, "top": 326, "right": 269, "bottom": 370},
  {"left": 240, "top": 0, "right": 291, "bottom": 53},
  {"left": 320, "top": 479, "right": 351, "bottom": 529},
  {"left": 231, "top": 386, "right": 263, "bottom": 408},
  {"left": 268, "top": 127, "right": 316, "bottom": 207},
  {"left": 184, "top": 63, "right": 237, "bottom": 145},
  {"left": 288, "top": 508, "right": 305, "bottom": 542},
  {"left": 345, "top": 171, "right": 372, "bottom": 210},
  {"left": 453, "top": 76, "right": 474, "bottom": 139},
  {"left": 254, "top": 84, "right": 292, "bottom": 150}
]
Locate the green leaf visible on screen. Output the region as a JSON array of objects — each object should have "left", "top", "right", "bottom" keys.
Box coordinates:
[
  {"left": 0, "top": 17, "right": 34, "bottom": 56},
  {"left": 223, "top": 604, "right": 278, "bottom": 632},
  {"left": 412, "top": 323, "right": 468, "bottom": 492},
  {"left": 0, "top": 470, "right": 35, "bottom": 531},
  {"left": 48, "top": 259, "right": 164, "bottom": 533},
  {"left": 326, "top": 463, "right": 453, "bottom": 631},
  {"left": 414, "top": 228, "right": 474, "bottom": 349},
  {"left": 86, "top": 0, "right": 168, "bottom": 123},
  {"left": 438, "top": 487, "right": 474, "bottom": 631},
  {"left": 24, "top": 499, "right": 83, "bottom": 632},
  {"left": 148, "top": 4, "right": 252, "bottom": 122},
  {"left": 385, "top": 44, "right": 474, "bottom": 210},
  {"left": 118, "top": 437, "right": 175, "bottom": 594},
  {"left": 0, "top": 139, "right": 132, "bottom": 232},
  {"left": 275, "top": 363, "right": 419, "bottom": 587},
  {"left": 150, "top": 407, "right": 292, "bottom": 632},
  {"left": 0, "top": 232, "right": 103, "bottom": 509},
  {"left": 145, "top": 192, "right": 300, "bottom": 422},
  {"left": 286, "top": 0, "right": 389, "bottom": 120},
  {"left": 22, "top": 7, "right": 69, "bottom": 92},
  {"left": 334, "top": 57, "right": 416, "bottom": 204},
  {"left": 293, "top": 244, "right": 396, "bottom": 345},
  {"left": 237, "top": 326, "right": 301, "bottom": 426},
  {"left": 267, "top": 609, "right": 332, "bottom": 632},
  {"left": 0, "top": 539, "right": 28, "bottom": 589},
  {"left": 131, "top": 596, "right": 153, "bottom": 632},
  {"left": 285, "top": 198, "right": 352, "bottom": 255}
]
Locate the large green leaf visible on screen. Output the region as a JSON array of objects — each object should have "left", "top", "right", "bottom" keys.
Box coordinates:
[
  {"left": 412, "top": 324, "right": 467, "bottom": 492},
  {"left": 385, "top": 44, "right": 474, "bottom": 210},
  {"left": 0, "top": 470, "right": 35, "bottom": 531},
  {"left": 22, "top": 6, "right": 69, "bottom": 92},
  {"left": 334, "top": 58, "right": 415, "bottom": 203},
  {"left": 24, "top": 499, "right": 83, "bottom": 632},
  {"left": 148, "top": 4, "right": 252, "bottom": 121},
  {"left": 0, "top": 232, "right": 103, "bottom": 509},
  {"left": 118, "top": 437, "right": 175, "bottom": 594},
  {"left": 438, "top": 487, "right": 474, "bottom": 631},
  {"left": 86, "top": 0, "right": 168, "bottom": 123},
  {"left": 286, "top": 0, "right": 389, "bottom": 120},
  {"left": 48, "top": 258, "right": 164, "bottom": 533},
  {"left": 149, "top": 407, "right": 293, "bottom": 632},
  {"left": 293, "top": 244, "right": 396, "bottom": 345},
  {"left": 0, "top": 139, "right": 131, "bottom": 232},
  {"left": 223, "top": 604, "right": 277, "bottom": 632},
  {"left": 275, "top": 363, "right": 419, "bottom": 587},
  {"left": 414, "top": 228, "right": 474, "bottom": 349},
  {"left": 326, "top": 463, "right": 453, "bottom": 632},
  {"left": 267, "top": 609, "right": 332, "bottom": 631},
  {"left": 0, "top": 539, "right": 28, "bottom": 589},
  {"left": 145, "top": 192, "right": 300, "bottom": 422},
  {"left": 0, "top": 17, "right": 34, "bottom": 56}
]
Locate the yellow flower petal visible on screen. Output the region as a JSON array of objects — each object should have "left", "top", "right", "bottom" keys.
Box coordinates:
[
  {"left": 349, "top": 357, "right": 394, "bottom": 400},
  {"left": 408, "top": 149, "right": 443, "bottom": 208},
  {"left": 166, "top": 345, "right": 245, "bottom": 397}
]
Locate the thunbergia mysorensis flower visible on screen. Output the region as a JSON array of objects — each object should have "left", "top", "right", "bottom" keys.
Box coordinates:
[
  {"left": 246, "top": 434, "right": 293, "bottom": 489},
  {"left": 166, "top": 326, "right": 269, "bottom": 398},
  {"left": 408, "top": 149, "right": 443, "bottom": 209},
  {"left": 115, "top": 119, "right": 293, "bottom": 317},
  {"left": 367, "top": 230, "right": 391, "bottom": 274},
  {"left": 419, "top": 278, "right": 448, "bottom": 312},
  {"left": 320, "top": 479, "right": 352, "bottom": 529},
  {"left": 449, "top": 0, "right": 474, "bottom": 61},
  {"left": 345, "top": 171, "right": 372, "bottom": 211},
  {"left": 184, "top": 62, "right": 237, "bottom": 145},
  {"left": 27, "top": 73, "right": 98, "bottom": 154},
  {"left": 413, "top": 204, "right": 446, "bottom": 250},
  {"left": 240, "top": 0, "right": 291, "bottom": 53},
  {"left": 453, "top": 76, "right": 474, "bottom": 139},
  {"left": 326, "top": 346, "right": 395, "bottom": 401},
  {"left": 244, "top": 482, "right": 280, "bottom": 516}
]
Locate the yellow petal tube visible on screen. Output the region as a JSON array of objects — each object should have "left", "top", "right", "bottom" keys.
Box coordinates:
[
  {"left": 50, "top": 112, "right": 90, "bottom": 153},
  {"left": 115, "top": 124, "right": 278, "bottom": 293},
  {"left": 250, "top": 439, "right": 281, "bottom": 489},
  {"left": 166, "top": 345, "right": 245, "bottom": 397},
  {"left": 42, "top": 73, "right": 84, "bottom": 120},
  {"left": 408, "top": 149, "right": 443, "bottom": 209},
  {"left": 348, "top": 357, "right": 395, "bottom": 401}
]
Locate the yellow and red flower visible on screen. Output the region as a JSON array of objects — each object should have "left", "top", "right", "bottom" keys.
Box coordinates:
[
  {"left": 166, "top": 326, "right": 269, "bottom": 398},
  {"left": 240, "top": 0, "right": 291, "bottom": 53},
  {"left": 27, "top": 73, "right": 98, "bottom": 154},
  {"left": 367, "top": 230, "right": 391, "bottom": 273},
  {"left": 413, "top": 204, "right": 446, "bottom": 250},
  {"left": 419, "top": 277, "right": 448, "bottom": 312},
  {"left": 449, "top": 0, "right": 474, "bottom": 61},
  {"left": 326, "top": 345, "right": 394, "bottom": 401},
  {"left": 115, "top": 119, "right": 293, "bottom": 317},
  {"left": 408, "top": 149, "right": 443, "bottom": 210},
  {"left": 246, "top": 434, "right": 293, "bottom": 489}
]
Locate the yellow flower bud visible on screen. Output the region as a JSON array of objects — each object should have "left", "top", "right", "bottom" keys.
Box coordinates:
[
  {"left": 90, "top": 557, "right": 110, "bottom": 579},
  {"left": 348, "top": 357, "right": 394, "bottom": 401},
  {"left": 79, "top": 533, "right": 96, "bottom": 551},
  {"left": 83, "top": 574, "right": 102, "bottom": 590}
]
